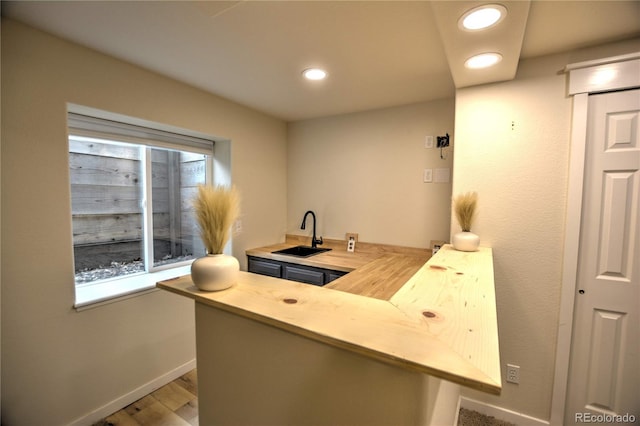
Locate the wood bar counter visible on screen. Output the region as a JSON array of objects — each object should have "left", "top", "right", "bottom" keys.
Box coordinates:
[{"left": 157, "top": 242, "right": 500, "bottom": 426}]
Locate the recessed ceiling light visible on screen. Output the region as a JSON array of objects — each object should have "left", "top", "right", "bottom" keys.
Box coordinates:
[
  {"left": 464, "top": 53, "right": 503, "bottom": 69},
  {"left": 459, "top": 4, "right": 507, "bottom": 31},
  {"left": 302, "top": 68, "right": 327, "bottom": 81}
]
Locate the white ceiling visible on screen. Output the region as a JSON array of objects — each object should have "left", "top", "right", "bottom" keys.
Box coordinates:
[{"left": 3, "top": 1, "right": 639, "bottom": 121}]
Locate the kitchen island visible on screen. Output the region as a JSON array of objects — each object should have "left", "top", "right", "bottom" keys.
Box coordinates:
[{"left": 157, "top": 239, "right": 500, "bottom": 425}]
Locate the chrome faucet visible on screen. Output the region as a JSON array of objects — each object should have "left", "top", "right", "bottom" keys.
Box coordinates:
[{"left": 301, "top": 210, "right": 323, "bottom": 248}]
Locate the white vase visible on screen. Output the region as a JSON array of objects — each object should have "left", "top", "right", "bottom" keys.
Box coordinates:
[
  {"left": 191, "top": 254, "right": 239, "bottom": 291},
  {"left": 452, "top": 231, "right": 480, "bottom": 252}
]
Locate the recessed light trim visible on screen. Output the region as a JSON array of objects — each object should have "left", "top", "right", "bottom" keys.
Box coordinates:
[
  {"left": 459, "top": 4, "right": 507, "bottom": 31},
  {"left": 302, "top": 68, "right": 327, "bottom": 81},
  {"left": 464, "top": 52, "right": 503, "bottom": 69}
]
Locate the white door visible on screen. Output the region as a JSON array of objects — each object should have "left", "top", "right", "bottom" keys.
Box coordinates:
[{"left": 565, "top": 89, "right": 640, "bottom": 424}]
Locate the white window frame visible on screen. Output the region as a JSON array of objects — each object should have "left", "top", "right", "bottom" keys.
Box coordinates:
[{"left": 68, "top": 106, "right": 220, "bottom": 309}]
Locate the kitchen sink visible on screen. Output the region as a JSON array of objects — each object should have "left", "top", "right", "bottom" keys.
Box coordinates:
[{"left": 272, "top": 245, "right": 332, "bottom": 257}]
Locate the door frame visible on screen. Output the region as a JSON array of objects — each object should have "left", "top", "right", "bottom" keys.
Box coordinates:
[{"left": 550, "top": 52, "right": 640, "bottom": 425}]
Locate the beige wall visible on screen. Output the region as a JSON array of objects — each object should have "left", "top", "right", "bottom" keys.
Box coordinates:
[
  {"left": 287, "top": 99, "right": 455, "bottom": 248},
  {"left": 452, "top": 39, "right": 640, "bottom": 421},
  {"left": 1, "top": 19, "right": 287, "bottom": 425}
]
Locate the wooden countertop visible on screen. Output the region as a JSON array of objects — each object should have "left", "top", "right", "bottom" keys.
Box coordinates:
[
  {"left": 246, "top": 235, "right": 432, "bottom": 299},
  {"left": 158, "top": 241, "right": 501, "bottom": 395},
  {"left": 245, "top": 235, "right": 427, "bottom": 270}
]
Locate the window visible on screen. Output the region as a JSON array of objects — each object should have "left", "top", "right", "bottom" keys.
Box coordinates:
[{"left": 68, "top": 111, "right": 216, "bottom": 307}]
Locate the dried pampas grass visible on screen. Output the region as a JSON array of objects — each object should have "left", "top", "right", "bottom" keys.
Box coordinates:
[
  {"left": 453, "top": 191, "right": 478, "bottom": 232},
  {"left": 194, "top": 185, "right": 240, "bottom": 254}
]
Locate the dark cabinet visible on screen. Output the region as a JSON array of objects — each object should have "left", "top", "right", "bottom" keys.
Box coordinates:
[
  {"left": 247, "top": 256, "right": 347, "bottom": 286},
  {"left": 283, "top": 265, "right": 325, "bottom": 286},
  {"left": 247, "top": 257, "right": 282, "bottom": 278}
]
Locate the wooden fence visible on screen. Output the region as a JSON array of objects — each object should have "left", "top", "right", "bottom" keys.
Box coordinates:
[{"left": 70, "top": 139, "right": 205, "bottom": 271}]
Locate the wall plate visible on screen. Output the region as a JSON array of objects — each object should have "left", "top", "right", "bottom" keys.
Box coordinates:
[
  {"left": 425, "top": 135, "right": 434, "bottom": 149},
  {"left": 346, "top": 233, "right": 358, "bottom": 252},
  {"left": 424, "top": 168, "right": 433, "bottom": 183}
]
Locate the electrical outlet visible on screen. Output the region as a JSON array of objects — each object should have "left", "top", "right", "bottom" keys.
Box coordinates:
[
  {"left": 346, "top": 233, "right": 358, "bottom": 252},
  {"left": 506, "top": 364, "right": 520, "bottom": 384}
]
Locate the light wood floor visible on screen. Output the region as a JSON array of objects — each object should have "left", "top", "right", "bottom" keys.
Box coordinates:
[{"left": 93, "top": 369, "right": 198, "bottom": 426}]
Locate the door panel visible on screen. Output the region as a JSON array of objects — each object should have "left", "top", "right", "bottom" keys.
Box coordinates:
[
  {"left": 566, "top": 89, "right": 639, "bottom": 424},
  {"left": 598, "top": 172, "right": 635, "bottom": 279},
  {"left": 607, "top": 111, "right": 638, "bottom": 150},
  {"left": 585, "top": 309, "right": 626, "bottom": 412}
]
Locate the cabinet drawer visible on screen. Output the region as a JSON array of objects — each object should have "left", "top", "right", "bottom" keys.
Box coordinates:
[
  {"left": 248, "top": 258, "right": 282, "bottom": 278},
  {"left": 284, "top": 265, "right": 325, "bottom": 286}
]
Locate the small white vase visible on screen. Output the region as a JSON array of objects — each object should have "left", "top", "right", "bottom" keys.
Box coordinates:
[
  {"left": 191, "top": 254, "right": 239, "bottom": 291},
  {"left": 452, "top": 231, "right": 480, "bottom": 252}
]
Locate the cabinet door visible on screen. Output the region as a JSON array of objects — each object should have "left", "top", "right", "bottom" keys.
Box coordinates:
[
  {"left": 248, "top": 257, "right": 282, "bottom": 278},
  {"left": 284, "top": 265, "right": 325, "bottom": 286}
]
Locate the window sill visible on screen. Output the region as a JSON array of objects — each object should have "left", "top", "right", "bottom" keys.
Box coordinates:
[{"left": 74, "top": 265, "right": 192, "bottom": 311}]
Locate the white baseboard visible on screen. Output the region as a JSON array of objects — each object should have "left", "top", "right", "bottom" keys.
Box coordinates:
[
  {"left": 459, "top": 397, "right": 550, "bottom": 426},
  {"left": 68, "top": 359, "right": 197, "bottom": 426}
]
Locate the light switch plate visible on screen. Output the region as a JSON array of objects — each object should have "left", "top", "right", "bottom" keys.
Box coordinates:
[
  {"left": 423, "top": 168, "right": 433, "bottom": 183},
  {"left": 425, "top": 135, "right": 434, "bottom": 149}
]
